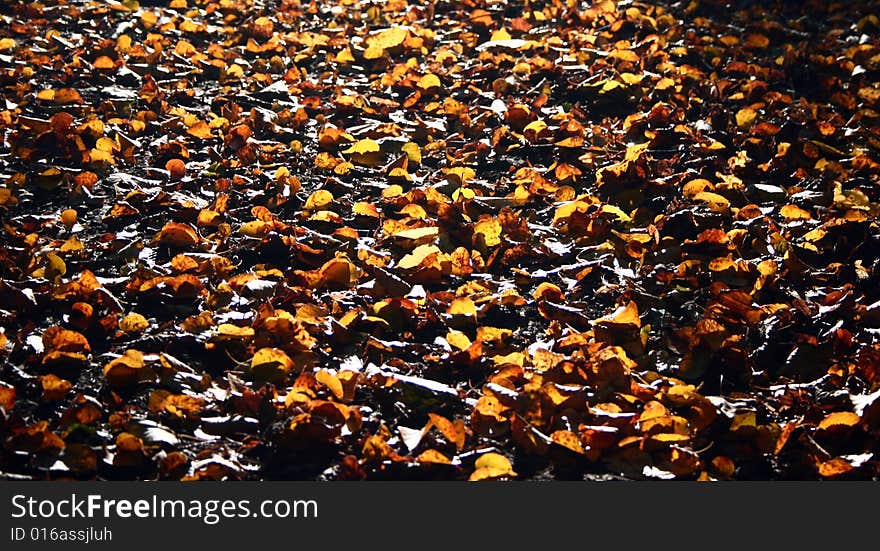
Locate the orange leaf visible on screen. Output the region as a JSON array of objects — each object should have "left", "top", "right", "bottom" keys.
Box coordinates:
[
  {"left": 428, "top": 413, "right": 466, "bottom": 451},
  {"left": 93, "top": 56, "right": 116, "bottom": 70},
  {"left": 817, "top": 411, "right": 861, "bottom": 431},
  {"left": 473, "top": 218, "right": 502, "bottom": 248},
  {"left": 54, "top": 88, "right": 84, "bottom": 104},
  {"left": 157, "top": 222, "right": 200, "bottom": 248},
  {"left": 104, "top": 350, "right": 152, "bottom": 389},
  {"left": 0, "top": 385, "right": 14, "bottom": 411},
  {"left": 551, "top": 430, "right": 586, "bottom": 454},
  {"left": 417, "top": 449, "right": 452, "bottom": 465},
  {"left": 316, "top": 369, "right": 345, "bottom": 400},
  {"left": 817, "top": 458, "right": 854, "bottom": 478},
  {"left": 186, "top": 121, "right": 213, "bottom": 139}
]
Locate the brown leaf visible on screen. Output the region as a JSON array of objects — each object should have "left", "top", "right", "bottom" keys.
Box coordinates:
[{"left": 0, "top": 384, "right": 14, "bottom": 411}]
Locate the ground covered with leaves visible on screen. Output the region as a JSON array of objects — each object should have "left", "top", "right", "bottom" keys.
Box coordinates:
[{"left": 1, "top": 0, "right": 880, "bottom": 481}]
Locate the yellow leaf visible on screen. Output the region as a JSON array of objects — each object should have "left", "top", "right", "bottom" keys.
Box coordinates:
[
  {"left": 44, "top": 252, "right": 66, "bottom": 279},
  {"left": 334, "top": 162, "right": 355, "bottom": 176},
  {"left": 96, "top": 136, "right": 119, "bottom": 153},
  {"left": 448, "top": 297, "right": 477, "bottom": 317},
  {"left": 216, "top": 324, "right": 255, "bottom": 340},
  {"left": 353, "top": 201, "right": 380, "bottom": 218},
  {"left": 363, "top": 45, "right": 385, "bottom": 60},
  {"left": 392, "top": 226, "right": 439, "bottom": 241},
  {"left": 305, "top": 189, "right": 334, "bottom": 210},
  {"left": 446, "top": 330, "right": 471, "bottom": 350},
  {"left": 342, "top": 138, "right": 383, "bottom": 166},
  {"left": 417, "top": 449, "right": 451, "bottom": 465},
  {"left": 730, "top": 412, "right": 757, "bottom": 432},
  {"left": 120, "top": 313, "right": 149, "bottom": 334},
  {"left": 87, "top": 149, "right": 114, "bottom": 165},
  {"left": 60, "top": 236, "right": 84, "bottom": 253},
  {"left": 427, "top": 413, "right": 466, "bottom": 451},
  {"left": 336, "top": 48, "right": 355, "bottom": 64},
  {"left": 0, "top": 384, "right": 13, "bottom": 411},
  {"left": 417, "top": 73, "right": 441, "bottom": 92},
  {"left": 40, "top": 374, "right": 72, "bottom": 402},
  {"left": 140, "top": 10, "right": 158, "bottom": 28},
  {"left": 387, "top": 167, "right": 410, "bottom": 182},
  {"left": 37, "top": 89, "right": 56, "bottom": 101},
  {"left": 398, "top": 244, "right": 440, "bottom": 270},
  {"left": 611, "top": 49, "right": 639, "bottom": 62},
  {"left": 555, "top": 136, "right": 584, "bottom": 148},
  {"left": 341, "top": 139, "right": 380, "bottom": 155},
  {"left": 473, "top": 218, "right": 502, "bottom": 248},
  {"left": 0, "top": 38, "right": 15, "bottom": 51},
  {"left": 682, "top": 178, "right": 714, "bottom": 198},
  {"left": 401, "top": 142, "right": 421, "bottom": 164},
  {"left": 366, "top": 27, "right": 409, "bottom": 50},
  {"left": 532, "top": 282, "right": 564, "bottom": 301},
  {"left": 656, "top": 77, "right": 675, "bottom": 90},
  {"left": 490, "top": 28, "right": 512, "bottom": 42},
  {"left": 103, "top": 349, "right": 150, "bottom": 389},
  {"left": 817, "top": 458, "right": 854, "bottom": 478},
  {"left": 469, "top": 452, "right": 516, "bottom": 481},
  {"left": 452, "top": 187, "right": 475, "bottom": 201},
  {"left": 693, "top": 191, "right": 730, "bottom": 213},
  {"left": 382, "top": 185, "right": 404, "bottom": 199},
  {"left": 780, "top": 204, "right": 811, "bottom": 220},
  {"left": 0, "top": 188, "right": 17, "bottom": 207},
  {"left": 444, "top": 166, "right": 475, "bottom": 185},
  {"left": 318, "top": 257, "right": 358, "bottom": 288},
  {"left": 224, "top": 64, "right": 244, "bottom": 80},
  {"left": 117, "top": 35, "right": 132, "bottom": 53},
  {"left": 238, "top": 220, "right": 271, "bottom": 237},
  {"left": 600, "top": 204, "right": 631, "bottom": 221},
  {"left": 476, "top": 326, "right": 512, "bottom": 343},
  {"left": 620, "top": 72, "right": 643, "bottom": 84},
  {"left": 594, "top": 301, "right": 641, "bottom": 329},
  {"left": 523, "top": 120, "right": 548, "bottom": 143},
  {"left": 736, "top": 107, "right": 757, "bottom": 128},
  {"left": 251, "top": 347, "right": 295, "bottom": 382}
]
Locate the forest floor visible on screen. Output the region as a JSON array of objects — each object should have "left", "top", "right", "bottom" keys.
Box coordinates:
[{"left": 1, "top": 0, "right": 880, "bottom": 480}]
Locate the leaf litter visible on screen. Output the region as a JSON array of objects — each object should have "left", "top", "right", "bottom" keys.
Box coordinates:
[{"left": 1, "top": 0, "right": 880, "bottom": 481}]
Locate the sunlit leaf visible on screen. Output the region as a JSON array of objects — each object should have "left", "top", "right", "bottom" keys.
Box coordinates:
[{"left": 469, "top": 452, "right": 516, "bottom": 481}]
